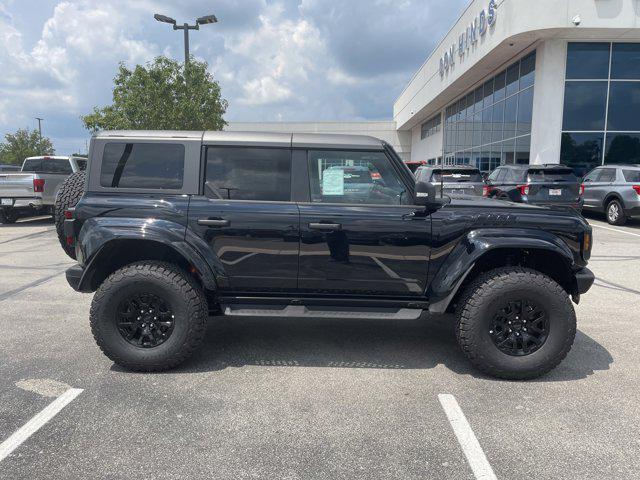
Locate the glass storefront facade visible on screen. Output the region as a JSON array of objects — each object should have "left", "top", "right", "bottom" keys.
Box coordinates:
[
  {"left": 561, "top": 42, "right": 640, "bottom": 176},
  {"left": 443, "top": 51, "right": 536, "bottom": 171}
]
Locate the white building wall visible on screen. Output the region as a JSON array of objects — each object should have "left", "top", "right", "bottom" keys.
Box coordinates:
[
  {"left": 410, "top": 117, "right": 444, "bottom": 162},
  {"left": 226, "top": 121, "right": 412, "bottom": 161}
]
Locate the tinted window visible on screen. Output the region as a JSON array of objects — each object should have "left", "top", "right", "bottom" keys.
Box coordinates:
[
  {"left": 527, "top": 169, "right": 577, "bottom": 182},
  {"left": 504, "top": 168, "right": 526, "bottom": 183},
  {"left": 623, "top": 169, "right": 640, "bottom": 182},
  {"left": 560, "top": 132, "right": 603, "bottom": 174},
  {"left": 42, "top": 159, "right": 72, "bottom": 174},
  {"left": 583, "top": 169, "right": 601, "bottom": 182},
  {"left": 520, "top": 53, "right": 536, "bottom": 89},
  {"left": 205, "top": 147, "right": 291, "bottom": 201},
  {"left": 611, "top": 43, "right": 640, "bottom": 79},
  {"left": 597, "top": 168, "right": 616, "bottom": 182},
  {"left": 605, "top": 133, "right": 640, "bottom": 164},
  {"left": 308, "top": 151, "right": 406, "bottom": 205},
  {"left": 22, "top": 159, "right": 42, "bottom": 172},
  {"left": 493, "top": 71, "right": 506, "bottom": 101},
  {"left": 562, "top": 82, "right": 608, "bottom": 130},
  {"left": 488, "top": 168, "right": 503, "bottom": 182},
  {"left": 505, "top": 62, "right": 520, "bottom": 97},
  {"left": 431, "top": 170, "right": 483, "bottom": 183},
  {"left": 517, "top": 88, "right": 533, "bottom": 135},
  {"left": 607, "top": 82, "right": 640, "bottom": 131},
  {"left": 566, "top": 43, "right": 610, "bottom": 79},
  {"left": 100, "top": 143, "right": 185, "bottom": 189}
]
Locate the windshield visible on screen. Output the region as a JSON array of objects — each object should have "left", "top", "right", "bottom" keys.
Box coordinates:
[
  {"left": 527, "top": 169, "right": 577, "bottom": 182},
  {"left": 623, "top": 169, "right": 640, "bottom": 182},
  {"left": 431, "top": 170, "right": 483, "bottom": 183}
]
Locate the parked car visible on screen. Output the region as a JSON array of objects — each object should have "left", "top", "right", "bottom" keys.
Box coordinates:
[
  {"left": 0, "top": 155, "right": 86, "bottom": 224},
  {"left": 0, "top": 164, "right": 21, "bottom": 173},
  {"left": 485, "top": 164, "right": 583, "bottom": 211},
  {"left": 60, "top": 130, "right": 594, "bottom": 380},
  {"left": 414, "top": 165, "right": 486, "bottom": 198},
  {"left": 582, "top": 164, "right": 640, "bottom": 225}
]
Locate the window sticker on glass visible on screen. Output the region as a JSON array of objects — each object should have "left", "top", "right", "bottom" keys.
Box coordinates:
[{"left": 322, "top": 169, "right": 345, "bottom": 195}]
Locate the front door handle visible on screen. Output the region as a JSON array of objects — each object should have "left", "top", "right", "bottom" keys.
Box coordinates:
[
  {"left": 309, "top": 222, "right": 342, "bottom": 231},
  {"left": 198, "top": 218, "right": 230, "bottom": 227}
]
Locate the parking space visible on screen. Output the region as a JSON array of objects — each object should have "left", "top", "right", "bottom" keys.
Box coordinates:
[{"left": 0, "top": 215, "right": 638, "bottom": 479}]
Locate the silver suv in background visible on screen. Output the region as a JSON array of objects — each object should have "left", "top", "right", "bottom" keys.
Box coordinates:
[
  {"left": 582, "top": 164, "right": 640, "bottom": 225},
  {"left": 414, "top": 165, "right": 486, "bottom": 197},
  {"left": 0, "top": 156, "right": 87, "bottom": 224}
]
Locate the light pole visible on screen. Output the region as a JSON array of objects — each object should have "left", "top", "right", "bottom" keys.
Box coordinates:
[
  {"left": 154, "top": 13, "right": 218, "bottom": 66},
  {"left": 35, "top": 117, "right": 43, "bottom": 154}
]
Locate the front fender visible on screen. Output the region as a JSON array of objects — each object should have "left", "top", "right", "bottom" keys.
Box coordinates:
[
  {"left": 77, "top": 217, "right": 222, "bottom": 291},
  {"left": 426, "top": 228, "right": 575, "bottom": 313}
]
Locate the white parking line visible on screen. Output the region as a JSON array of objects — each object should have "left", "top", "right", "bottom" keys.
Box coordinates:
[
  {"left": 0, "top": 387, "right": 83, "bottom": 462},
  {"left": 438, "top": 394, "right": 497, "bottom": 480},
  {"left": 590, "top": 223, "right": 640, "bottom": 238}
]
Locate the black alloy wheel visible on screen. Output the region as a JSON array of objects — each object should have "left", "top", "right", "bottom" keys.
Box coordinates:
[
  {"left": 116, "top": 293, "right": 175, "bottom": 348},
  {"left": 488, "top": 299, "right": 549, "bottom": 356}
]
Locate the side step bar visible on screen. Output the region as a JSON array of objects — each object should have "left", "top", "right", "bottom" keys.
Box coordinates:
[{"left": 222, "top": 305, "right": 423, "bottom": 320}]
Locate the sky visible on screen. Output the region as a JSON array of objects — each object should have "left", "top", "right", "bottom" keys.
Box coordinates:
[{"left": 0, "top": 0, "right": 468, "bottom": 154}]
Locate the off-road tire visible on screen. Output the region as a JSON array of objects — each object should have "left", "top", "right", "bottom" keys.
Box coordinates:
[
  {"left": 606, "top": 199, "right": 626, "bottom": 226},
  {"left": 90, "top": 261, "right": 208, "bottom": 372},
  {"left": 54, "top": 170, "right": 86, "bottom": 258},
  {"left": 0, "top": 209, "right": 19, "bottom": 224},
  {"left": 455, "top": 267, "right": 576, "bottom": 380}
]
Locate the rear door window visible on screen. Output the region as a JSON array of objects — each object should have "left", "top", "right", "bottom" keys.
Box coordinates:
[
  {"left": 596, "top": 168, "right": 616, "bottom": 183},
  {"left": 622, "top": 169, "right": 640, "bottom": 182},
  {"left": 100, "top": 143, "right": 185, "bottom": 189},
  {"left": 205, "top": 147, "right": 291, "bottom": 201},
  {"left": 21, "top": 159, "right": 42, "bottom": 172},
  {"left": 527, "top": 168, "right": 578, "bottom": 182}
]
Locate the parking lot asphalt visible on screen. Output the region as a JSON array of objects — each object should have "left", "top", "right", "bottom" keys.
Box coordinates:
[{"left": 0, "top": 214, "right": 639, "bottom": 480}]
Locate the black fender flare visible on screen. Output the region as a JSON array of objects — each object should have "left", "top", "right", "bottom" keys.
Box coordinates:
[
  {"left": 76, "top": 218, "right": 226, "bottom": 292},
  {"left": 426, "top": 228, "right": 575, "bottom": 313}
]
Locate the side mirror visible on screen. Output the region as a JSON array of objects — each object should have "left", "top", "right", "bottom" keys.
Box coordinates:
[{"left": 414, "top": 181, "right": 441, "bottom": 206}]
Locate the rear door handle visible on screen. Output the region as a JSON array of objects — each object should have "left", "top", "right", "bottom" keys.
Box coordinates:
[
  {"left": 198, "top": 218, "right": 230, "bottom": 227},
  {"left": 309, "top": 222, "right": 342, "bottom": 231}
]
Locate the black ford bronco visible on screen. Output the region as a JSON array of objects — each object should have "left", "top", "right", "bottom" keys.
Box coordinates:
[{"left": 59, "top": 130, "right": 595, "bottom": 379}]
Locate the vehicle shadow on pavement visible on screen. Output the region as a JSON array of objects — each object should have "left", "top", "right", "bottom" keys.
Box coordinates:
[
  {"left": 144, "top": 315, "right": 612, "bottom": 382},
  {"left": 0, "top": 217, "right": 53, "bottom": 228}
]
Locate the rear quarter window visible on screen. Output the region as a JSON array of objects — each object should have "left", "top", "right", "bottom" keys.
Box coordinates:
[
  {"left": 622, "top": 169, "right": 640, "bottom": 182},
  {"left": 100, "top": 143, "right": 185, "bottom": 190}
]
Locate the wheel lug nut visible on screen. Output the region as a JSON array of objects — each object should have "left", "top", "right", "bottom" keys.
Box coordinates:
[
  {"left": 489, "top": 330, "right": 493, "bottom": 334},
  {"left": 137, "top": 317, "right": 141, "bottom": 320}
]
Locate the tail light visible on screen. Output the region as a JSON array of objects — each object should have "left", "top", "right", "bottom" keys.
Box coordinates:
[
  {"left": 370, "top": 172, "right": 382, "bottom": 180},
  {"left": 33, "top": 178, "right": 45, "bottom": 192},
  {"left": 633, "top": 185, "right": 640, "bottom": 195},
  {"left": 517, "top": 184, "right": 530, "bottom": 196},
  {"left": 482, "top": 185, "right": 490, "bottom": 197},
  {"left": 580, "top": 184, "right": 585, "bottom": 196},
  {"left": 64, "top": 210, "right": 73, "bottom": 219}
]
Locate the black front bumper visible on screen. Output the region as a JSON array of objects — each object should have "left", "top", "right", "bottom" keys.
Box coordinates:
[
  {"left": 66, "top": 265, "right": 84, "bottom": 291},
  {"left": 574, "top": 267, "right": 595, "bottom": 295}
]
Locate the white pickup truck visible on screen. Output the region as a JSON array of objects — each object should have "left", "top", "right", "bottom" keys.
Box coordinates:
[{"left": 0, "top": 156, "right": 86, "bottom": 224}]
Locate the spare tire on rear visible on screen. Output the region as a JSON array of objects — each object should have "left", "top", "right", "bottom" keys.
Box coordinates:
[{"left": 54, "top": 170, "right": 86, "bottom": 259}]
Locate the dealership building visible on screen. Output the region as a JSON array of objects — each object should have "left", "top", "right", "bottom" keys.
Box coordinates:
[{"left": 230, "top": 0, "right": 640, "bottom": 173}]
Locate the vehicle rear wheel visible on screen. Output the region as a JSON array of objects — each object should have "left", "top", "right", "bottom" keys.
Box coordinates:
[
  {"left": 90, "top": 261, "right": 208, "bottom": 371},
  {"left": 455, "top": 267, "right": 576, "bottom": 380},
  {"left": 54, "top": 171, "right": 86, "bottom": 258},
  {"left": 606, "top": 199, "right": 626, "bottom": 226},
  {"left": 0, "top": 209, "right": 19, "bottom": 224}
]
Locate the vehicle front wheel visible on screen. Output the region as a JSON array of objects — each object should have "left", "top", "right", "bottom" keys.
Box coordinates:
[
  {"left": 606, "top": 199, "right": 626, "bottom": 226},
  {"left": 90, "top": 261, "right": 208, "bottom": 371},
  {"left": 455, "top": 267, "right": 576, "bottom": 380}
]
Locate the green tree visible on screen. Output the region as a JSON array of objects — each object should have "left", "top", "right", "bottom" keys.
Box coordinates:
[
  {"left": 0, "top": 128, "right": 55, "bottom": 165},
  {"left": 82, "top": 56, "right": 228, "bottom": 132}
]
